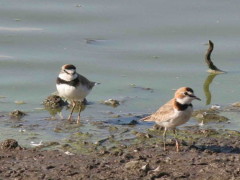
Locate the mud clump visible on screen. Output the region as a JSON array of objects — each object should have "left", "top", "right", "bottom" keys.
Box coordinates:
[
  {"left": 232, "top": 102, "right": 240, "bottom": 107},
  {"left": 9, "top": 110, "right": 26, "bottom": 118},
  {"left": 0, "top": 139, "right": 21, "bottom": 150},
  {"left": 43, "top": 95, "right": 66, "bottom": 109},
  {"left": 101, "top": 99, "right": 120, "bottom": 107}
]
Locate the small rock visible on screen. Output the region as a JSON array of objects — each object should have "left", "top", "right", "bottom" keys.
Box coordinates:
[
  {"left": 0, "top": 139, "right": 21, "bottom": 150},
  {"left": 14, "top": 100, "right": 26, "bottom": 105},
  {"left": 164, "top": 157, "right": 171, "bottom": 163},
  {"left": 19, "top": 128, "right": 26, "bottom": 133},
  {"left": 152, "top": 166, "right": 161, "bottom": 172},
  {"left": 125, "top": 160, "right": 140, "bottom": 170},
  {"left": 94, "top": 137, "right": 109, "bottom": 145},
  {"left": 210, "top": 104, "right": 221, "bottom": 110},
  {"left": 232, "top": 102, "right": 240, "bottom": 107},
  {"left": 121, "top": 119, "right": 139, "bottom": 125},
  {"left": 101, "top": 99, "right": 120, "bottom": 107},
  {"left": 30, "top": 141, "right": 43, "bottom": 147},
  {"left": 9, "top": 110, "right": 26, "bottom": 118},
  {"left": 85, "top": 39, "right": 97, "bottom": 44},
  {"left": 127, "top": 120, "right": 139, "bottom": 125},
  {"left": 45, "top": 165, "right": 55, "bottom": 170},
  {"left": 141, "top": 164, "right": 150, "bottom": 171},
  {"left": 64, "top": 151, "right": 74, "bottom": 156}
]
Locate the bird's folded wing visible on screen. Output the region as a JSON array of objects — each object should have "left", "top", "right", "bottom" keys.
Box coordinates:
[
  {"left": 78, "top": 74, "right": 96, "bottom": 89},
  {"left": 141, "top": 99, "right": 174, "bottom": 122}
]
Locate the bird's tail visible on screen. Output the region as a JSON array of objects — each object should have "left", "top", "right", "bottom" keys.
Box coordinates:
[{"left": 94, "top": 82, "right": 101, "bottom": 86}]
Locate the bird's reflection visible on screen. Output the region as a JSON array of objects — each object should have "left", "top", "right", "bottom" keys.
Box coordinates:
[
  {"left": 45, "top": 107, "right": 64, "bottom": 120},
  {"left": 44, "top": 95, "right": 87, "bottom": 120},
  {"left": 203, "top": 74, "right": 219, "bottom": 105},
  {"left": 46, "top": 101, "right": 87, "bottom": 120}
]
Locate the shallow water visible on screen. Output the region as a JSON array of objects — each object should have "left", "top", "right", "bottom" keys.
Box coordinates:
[{"left": 0, "top": 0, "right": 240, "bottom": 146}]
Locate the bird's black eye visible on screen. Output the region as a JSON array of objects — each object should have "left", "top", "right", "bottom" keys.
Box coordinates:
[
  {"left": 64, "top": 70, "right": 70, "bottom": 74},
  {"left": 184, "top": 92, "right": 188, "bottom": 96},
  {"left": 186, "top": 87, "right": 194, "bottom": 93}
]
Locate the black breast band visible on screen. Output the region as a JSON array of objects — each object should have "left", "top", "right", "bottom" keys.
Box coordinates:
[
  {"left": 175, "top": 101, "right": 192, "bottom": 111},
  {"left": 56, "top": 77, "right": 79, "bottom": 87}
]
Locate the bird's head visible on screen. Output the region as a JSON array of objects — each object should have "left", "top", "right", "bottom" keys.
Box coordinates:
[
  {"left": 175, "top": 87, "right": 201, "bottom": 104},
  {"left": 61, "top": 64, "right": 77, "bottom": 75}
]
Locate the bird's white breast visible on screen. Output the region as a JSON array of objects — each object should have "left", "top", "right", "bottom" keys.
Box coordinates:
[
  {"left": 158, "top": 106, "right": 193, "bottom": 129},
  {"left": 56, "top": 83, "right": 90, "bottom": 101}
]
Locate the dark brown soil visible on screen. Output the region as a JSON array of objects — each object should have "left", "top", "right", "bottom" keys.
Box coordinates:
[{"left": 1, "top": 132, "right": 240, "bottom": 180}]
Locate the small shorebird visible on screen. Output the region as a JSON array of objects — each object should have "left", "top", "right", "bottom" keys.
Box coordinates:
[
  {"left": 142, "top": 87, "right": 201, "bottom": 151},
  {"left": 56, "top": 64, "right": 98, "bottom": 123},
  {"left": 205, "top": 40, "right": 225, "bottom": 74}
]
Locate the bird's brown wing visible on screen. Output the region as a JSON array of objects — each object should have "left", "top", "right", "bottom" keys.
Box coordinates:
[{"left": 141, "top": 99, "right": 175, "bottom": 122}]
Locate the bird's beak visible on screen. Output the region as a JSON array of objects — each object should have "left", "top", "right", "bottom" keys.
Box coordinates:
[
  {"left": 193, "top": 95, "right": 201, "bottom": 101},
  {"left": 189, "top": 94, "right": 201, "bottom": 101}
]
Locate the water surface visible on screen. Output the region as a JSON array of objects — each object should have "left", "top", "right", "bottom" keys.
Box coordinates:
[{"left": 1, "top": 0, "right": 240, "bottom": 146}]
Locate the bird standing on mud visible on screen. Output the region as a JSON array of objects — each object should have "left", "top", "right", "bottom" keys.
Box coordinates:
[
  {"left": 56, "top": 64, "right": 98, "bottom": 123},
  {"left": 142, "top": 87, "right": 201, "bottom": 152}
]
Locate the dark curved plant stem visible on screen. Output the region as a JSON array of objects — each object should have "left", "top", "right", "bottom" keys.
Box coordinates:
[{"left": 205, "top": 40, "right": 225, "bottom": 73}]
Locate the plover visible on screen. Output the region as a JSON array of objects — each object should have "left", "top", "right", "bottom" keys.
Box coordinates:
[
  {"left": 56, "top": 64, "right": 98, "bottom": 123},
  {"left": 142, "top": 87, "right": 200, "bottom": 151}
]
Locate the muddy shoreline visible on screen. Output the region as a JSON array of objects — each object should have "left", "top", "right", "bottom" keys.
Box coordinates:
[{"left": 1, "top": 127, "right": 240, "bottom": 180}]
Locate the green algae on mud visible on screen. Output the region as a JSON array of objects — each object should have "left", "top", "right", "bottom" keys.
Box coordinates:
[
  {"left": 2, "top": 98, "right": 239, "bottom": 155},
  {"left": 54, "top": 120, "right": 240, "bottom": 155},
  {"left": 54, "top": 122, "right": 83, "bottom": 133},
  {"left": 62, "top": 132, "right": 97, "bottom": 154},
  {"left": 192, "top": 109, "right": 229, "bottom": 123}
]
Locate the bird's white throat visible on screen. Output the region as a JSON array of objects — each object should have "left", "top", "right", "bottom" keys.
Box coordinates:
[
  {"left": 176, "top": 96, "right": 193, "bottom": 105},
  {"left": 59, "top": 73, "right": 78, "bottom": 81}
]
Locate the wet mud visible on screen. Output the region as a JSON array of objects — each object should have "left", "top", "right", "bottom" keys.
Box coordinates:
[{"left": 1, "top": 125, "right": 240, "bottom": 180}]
